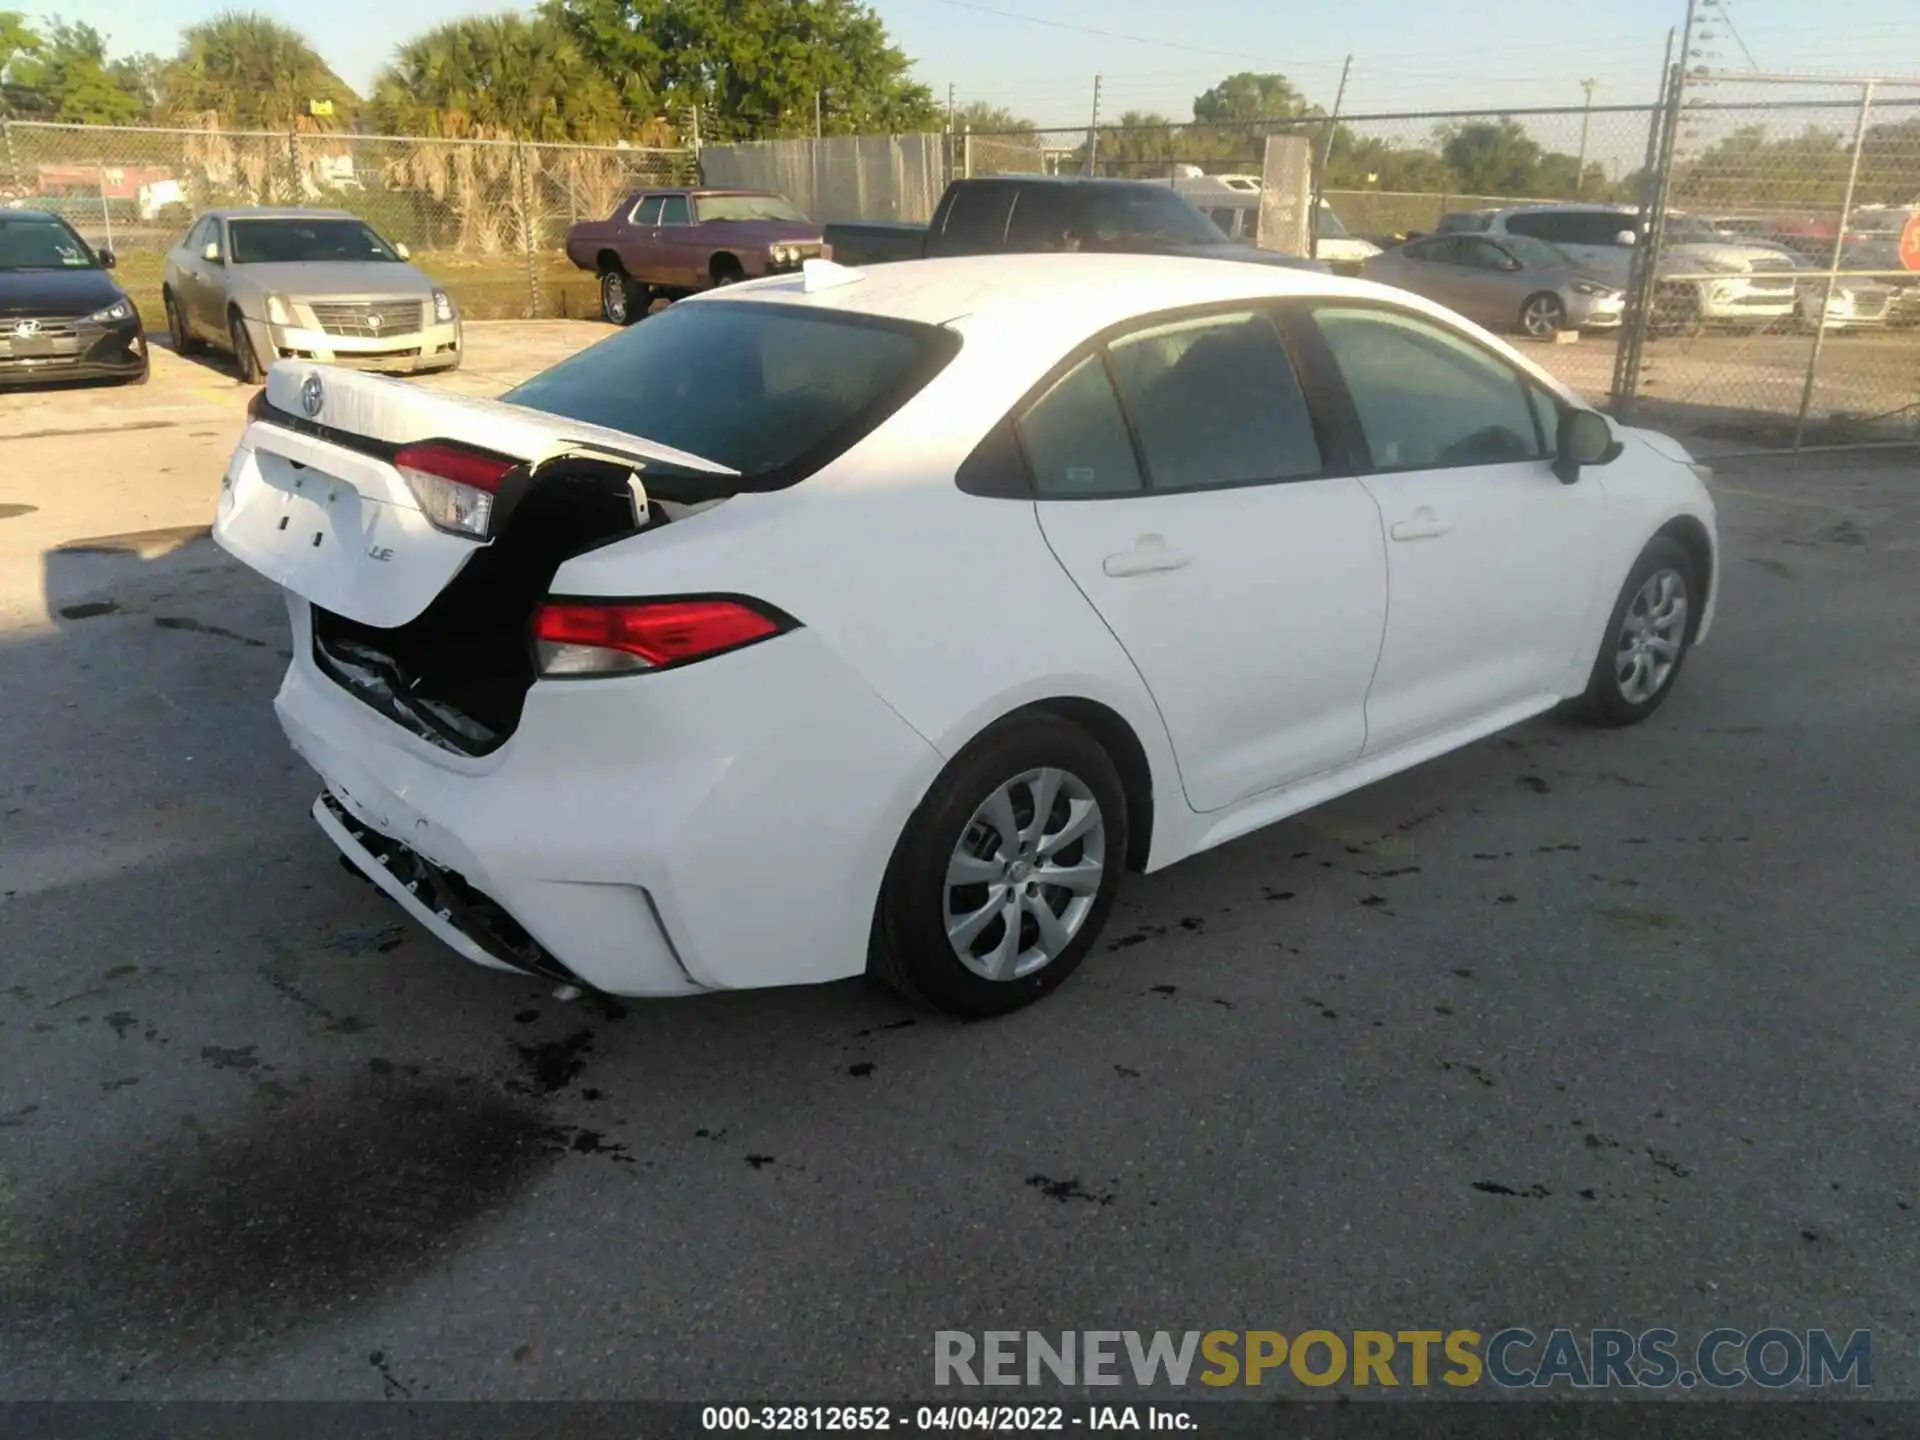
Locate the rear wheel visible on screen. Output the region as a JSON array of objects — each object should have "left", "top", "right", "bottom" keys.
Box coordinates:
[
  {"left": 163, "top": 290, "right": 201, "bottom": 355},
  {"left": 229, "top": 310, "right": 264, "bottom": 383},
  {"left": 1650, "top": 283, "right": 1703, "bottom": 339},
  {"left": 1519, "top": 292, "right": 1567, "bottom": 338},
  {"left": 600, "top": 267, "right": 638, "bottom": 326},
  {"left": 1576, "top": 537, "right": 1698, "bottom": 727},
  {"left": 871, "top": 713, "right": 1127, "bottom": 1018}
]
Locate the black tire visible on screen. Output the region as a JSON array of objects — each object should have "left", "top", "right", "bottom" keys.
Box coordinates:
[
  {"left": 709, "top": 256, "right": 745, "bottom": 288},
  {"left": 1518, "top": 291, "right": 1566, "bottom": 339},
  {"left": 870, "top": 712, "right": 1128, "bottom": 1018},
  {"left": 1650, "top": 283, "right": 1703, "bottom": 340},
  {"left": 163, "top": 290, "right": 202, "bottom": 355},
  {"left": 1575, "top": 536, "right": 1700, "bottom": 727},
  {"left": 229, "top": 310, "right": 264, "bottom": 383},
  {"left": 600, "top": 267, "right": 638, "bottom": 326}
]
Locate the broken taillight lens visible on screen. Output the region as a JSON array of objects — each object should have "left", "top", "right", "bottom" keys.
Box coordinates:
[
  {"left": 394, "top": 441, "right": 516, "bottom": 539},
  {"left": 532, "top": 598, "right": 789, "bottom": 677}
]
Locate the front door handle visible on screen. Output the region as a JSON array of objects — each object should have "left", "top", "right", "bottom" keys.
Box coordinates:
[
  {"left": 1103, "top": 536, "right": 1194, "bottom": 577},
  {"left": 1390, "top": 511, "right": 1454, "bottom": 542}
]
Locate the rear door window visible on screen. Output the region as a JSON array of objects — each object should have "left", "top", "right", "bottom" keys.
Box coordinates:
[
  {"left": 658, "top": 195, "right": 691, "bottom": 227},
  {"left": 1003, "top": 186, "right": 1075, "bottom": 252},
  {"left": 933, "top": 183, "right": 1017, "bottom": 253},
  {"left": 631, "top": 195, "right": 666, "bottom": 226},
  {"left": 1105, "top": 311, "right": 1324, "bottom": 491}
]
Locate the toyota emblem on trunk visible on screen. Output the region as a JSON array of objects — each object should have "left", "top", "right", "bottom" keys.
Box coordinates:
[{"left": 300, "top": 373, "right": 324, "bottom": 417}]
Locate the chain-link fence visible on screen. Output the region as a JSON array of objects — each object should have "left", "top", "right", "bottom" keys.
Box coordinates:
[
  {"left": 0, "top": 120, "right": 696, "bottom": 321},
  {"left": 1611, "top": 73, "right": 1920, "bottom": 447},
  {"left": 7, "top": 95, "right": 1914, "bottom": 448}
]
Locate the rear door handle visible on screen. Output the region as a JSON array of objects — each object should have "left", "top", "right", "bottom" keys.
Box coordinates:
[
  {"left": 1103, "top": 537, "right": 1194, "bottom": 577},
  {"left": 1390, "top": 512, "right": 1454, "bottom": 542}
]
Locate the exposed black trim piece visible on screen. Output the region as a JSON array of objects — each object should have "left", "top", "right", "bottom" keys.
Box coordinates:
[
  {"left": 954, "top": 417, "right": 1031, "bottom": 499},
  {"left": 321, "top": 792, "right": 587, "bottom": 986},
  {"left": 309, "top": 607, "right": 509, "bottom": 757},
  {"left": 528, "top": 590, "right": 803, "bottom": 681}
]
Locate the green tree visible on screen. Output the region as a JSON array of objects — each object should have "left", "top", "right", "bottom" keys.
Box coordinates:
[
  {"left": 372, "top": 12, "right": 627, "bottom": 141},
  {"left": 549, "top": 0, "right": 940, "bottom": 141},
  {"left": 4, "top": 19, "right": 149, "bottom": 123},
  {"left": 159, "top": 11, "right": 356, "bottom": 130},
  {"left": 0, "top": 11, "right": 43, "bottom": 115},
  {"left": 1437, "top": 117, "right": 1543, "bottom": 194},
  {"left": 953, "top": 100, "right": 1033, "bottom": 135},
  {"left": 1191, "top": 71, "right": 1313, "bottom": 127}
]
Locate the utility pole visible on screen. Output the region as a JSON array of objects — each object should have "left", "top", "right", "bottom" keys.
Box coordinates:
[
  {"left": 1311, "top": 54, "right": 1353, "bottom": 255},
  {"left": 1084, "top": 74, "right": 1103, "bottom": 177},
  {"left": 1575, "top": 78, "right": 1598, "bottom": 197}
]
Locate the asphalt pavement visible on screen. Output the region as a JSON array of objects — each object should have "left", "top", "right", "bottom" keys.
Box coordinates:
[{"left": 0, "top": 338, "right": 1915, "bottom": 1403}]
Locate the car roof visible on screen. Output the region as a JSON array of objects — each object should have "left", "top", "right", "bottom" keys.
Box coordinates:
[
  {"left": 202, "top": 207, "right": 359, "bottom": 221},
  {"left": 703, "top": 252, "right": 1413, "bottom": 331},
  {"left": 0, "top": 208, "right": 69, "bottom": 224},
  {"left": 1494, "top": 203, "right": 1633, "bottom": 216},
  {"left": 954, "top": 175, "right": 1187, "bottom": 192}
]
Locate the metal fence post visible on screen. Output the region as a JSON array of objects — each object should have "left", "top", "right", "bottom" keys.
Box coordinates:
[
  {"left": 1611, "top": 44, "right": 1683, "bottom": 421},
  {"left": 97, "top": 164, "right": 115, "bottom": 251},
  {"left": 517, "top": 142, "right": 541, "bottom": 320},
  {"left": 963, "top": 124, "right": 973, "bottom": 180},
  {"left": 1791, "top": 79, "right": 1876, "bottom": 450}
]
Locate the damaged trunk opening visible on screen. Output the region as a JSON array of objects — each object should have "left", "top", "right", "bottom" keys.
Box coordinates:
[{"left": 312, "top": 457, "right": 671, "bottom": 755}]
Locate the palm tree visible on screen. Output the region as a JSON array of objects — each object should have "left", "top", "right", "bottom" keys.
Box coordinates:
[
  {"left": 370, "top": 14, "right": 640, "bottom": 257},
  {"left": 371, "top": 13, "right": 628, "bottom": 144},
  {"left": 159, "top": 12, "right": 356, "bottom": 131}
]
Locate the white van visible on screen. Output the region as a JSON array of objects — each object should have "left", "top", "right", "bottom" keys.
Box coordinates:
[{"left": 1150, "top": 168, "right": 1380, "bottom": 272}]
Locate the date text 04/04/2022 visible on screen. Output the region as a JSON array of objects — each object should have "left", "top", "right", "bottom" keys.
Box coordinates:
[{"left": 700, "top": 1406, "right": 1193, "bottom": 1431}]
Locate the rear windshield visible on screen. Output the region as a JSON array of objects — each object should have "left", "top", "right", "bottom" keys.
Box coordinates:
[
  {"left": 501, "top": 300, "right": 959, "bottom": 481},
  {"left": 1080, "top": 187, "right": 1224, "bottom": 246}
]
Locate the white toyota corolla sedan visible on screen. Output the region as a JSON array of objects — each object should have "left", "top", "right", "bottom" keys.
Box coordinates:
[{"left": 213, "top": 253, "right": 1717, "bottom": 1017}]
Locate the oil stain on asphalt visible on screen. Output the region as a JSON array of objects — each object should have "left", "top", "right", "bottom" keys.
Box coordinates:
[{"left": 0, "top": 1072, "right": 562, "bottom": 1370}]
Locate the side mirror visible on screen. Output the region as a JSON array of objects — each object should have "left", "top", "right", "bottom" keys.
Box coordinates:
[
  {"left": 1554, "top": 409, "right": 1622, "bottom": 484},
  {"left": 202, "top": 241, "right": 222, "bottom": 264},
  {"left": 394, "top": 242, "right": 411, "bottom": 260},
  {"left": 1615, "top": 229, "right": 1638, "bottom": 247},
  {"left": 96, "top": 247, "right": 116, "bottom": 270}
]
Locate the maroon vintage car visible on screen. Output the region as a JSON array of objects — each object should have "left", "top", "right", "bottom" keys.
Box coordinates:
[{"left": 564, "top": 188, "right": 828, "bottom": 324}]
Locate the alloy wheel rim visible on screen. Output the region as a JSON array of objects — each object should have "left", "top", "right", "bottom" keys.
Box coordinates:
[
  {"left": 944, "top": 767, "right": 1106, "bottom": 983},
  {"left": 1524, "top": 298, "right": 1562, "bottom": 337},
  {"left": 603, "top": 274, "right": 625, "bottom": 322},
  {"left": 1616, "top": 567, "right": 1688, "bottom": 704}
]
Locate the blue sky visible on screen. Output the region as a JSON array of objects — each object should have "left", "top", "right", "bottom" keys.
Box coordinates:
[{"left": 43, "top": 0, "right": 1920, "bottom": 131}]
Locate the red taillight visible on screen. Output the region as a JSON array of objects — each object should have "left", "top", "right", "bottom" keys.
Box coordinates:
[
  {"left": 532, "top": 598, "right": 787, "bottom": 676},
  {"left": 392, "top": 441, "right": 515, "bottom": 494},
  {"left": 393, "top": 441, "right": 517, "bottom": 538}
]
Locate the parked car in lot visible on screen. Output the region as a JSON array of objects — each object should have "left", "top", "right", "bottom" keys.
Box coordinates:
[
  {"left": 0, "top": 209, "right": 147, "bottom": 387},
  {"left": 824, "top": 176, "right": 1328, "bottom": 274},
  {"left": 1144, "top": 169, "right": 1380, "bottom": 272},
  {"left": 212, "top": 254, "right": 1718, "bottom": 1017},
  {"left": 564, "top": 188, "right": 827, "bottom": 325},
  {"left": 1362, "top": 232, "right": 1624, "bottom": 337},
  {"left": 1436, "top": 203, "right": 1800, "bottom": 332},
  {"left": 163, "top": 207, "right": 461, "bottom": 383}
]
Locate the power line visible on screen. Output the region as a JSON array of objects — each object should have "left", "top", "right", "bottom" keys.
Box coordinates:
[
  {"left": 1716, "top": 0, "right": 1763, "bottom": 72},
  {"left": 921, "top": 0, "right": 1349, "bottom": 69}
]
